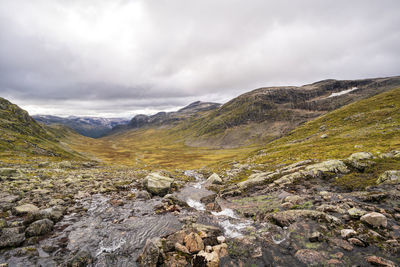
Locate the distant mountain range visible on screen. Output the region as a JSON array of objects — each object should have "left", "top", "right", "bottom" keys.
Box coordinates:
[{"left": 33, "top": 115, "right": 129, "bottom": 138}]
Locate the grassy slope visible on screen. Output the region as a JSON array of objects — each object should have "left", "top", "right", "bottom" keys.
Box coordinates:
[{"left": 251, "top": 87, "right": 400, "bottom": 168}]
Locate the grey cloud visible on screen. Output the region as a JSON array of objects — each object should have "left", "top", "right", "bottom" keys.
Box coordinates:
[{"left": 0, "top": 0, "right": 399, "bottom": 117}]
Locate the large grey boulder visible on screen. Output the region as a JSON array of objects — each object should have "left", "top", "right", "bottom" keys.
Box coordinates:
[
  {"left": 143, "top": 173, "right": 174, "bottom": 196},
  {"left": 0, "top": 227, "right": 25, "bottom": 248},
  {"left": 376, "top": 170, "right": 400, "bottom": 184},
  {"left": 360, "top": 212, "right": 387, "bottom": 228},
  {"left": 347, "top": 152, "right": 375, "bottom": 170}
]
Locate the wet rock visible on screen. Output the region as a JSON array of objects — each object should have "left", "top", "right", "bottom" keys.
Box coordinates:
[
  {"left": 341, "top": 229, "right": 356, "bottom": 239},
  {"left": 40, "top": 206, "right": 64, "bottom": 222},
  {"left": 207, "top": 173, "right": 222, "bottom": 185},
  {"left": 0, "top": 227, "right": 25, "bottom": 248},
  {"left": 143, "top": 173, "right": 174, "bottom": 196},
  {"left": 197, "top": 250, "right": 220, "bottom": 267},
  {"left": 25, "top": 218, "right": 54, "bottom": 237},
  {"left": 365, "top": 255, "right": 396, "bottom": 267},
  {"left": 163, "top": 194, "right": 189, "bottom": 207},
  {"left": 348, "top": 237, "right": 366, "bottom": 247},
  {"left": 361, "top": 212, "right": 387, "bottom": 228},
  {"left": 309, "top": 231, "right": 322, "bottom": 242},
  {"left": 0, "top": 193, "right": 20, "bottom": 211},
  {"left": 137, "top": 238, "right": 161, "bottom": 267},
  {"left": 347, "top": 207, "right": 367, "bottom": 218},
  {"left": 184, "top": 232, "right": 204, "bottom": 253},
  {"left": 320, "top": 134, "right": 328, "bottom": 139},
  {"left": 294, "top": 249, "right": 326, "bottom": 266},
  {"left": 305, "top": 160, "right": 350, "bottom": 178},
  {"left": 164, "top": 253, "right": 188, "bottom": 267},
  {"left": 192, "top": 224, "right": 222, "bottom": 238},
  {"left": 271, "top": 210, "right": 340, "bottom": 227},
  {"left": 376, "top": 170, "right": 400, "bottom": 184},
  {"left": 13, "top": 203, "right": 39, "bottom": 216},
  {"left": 63, "top": 250, "right": 93, "bottom": 267},
  {"left": 175, "top": 242, "right": 189, "bottom": 254}
]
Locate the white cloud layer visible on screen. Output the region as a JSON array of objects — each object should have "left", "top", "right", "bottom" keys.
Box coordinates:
[{"left": 0, "top": 0, "right": 399, "bottom": 117}]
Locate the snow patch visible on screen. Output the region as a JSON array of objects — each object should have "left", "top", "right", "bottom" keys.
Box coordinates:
[{"left": 328, "top": 87, "right": 358, "bottom": 98}]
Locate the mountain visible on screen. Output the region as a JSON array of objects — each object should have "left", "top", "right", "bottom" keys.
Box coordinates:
[
  {"left": 33, "top": 115, "right": 129, "bottom": 138},
  {"left": 110, "top": 101, "right": 221, "bottom": 133},
  {"left": 0, "top": 98, "right": 81, "bottom": 161}
]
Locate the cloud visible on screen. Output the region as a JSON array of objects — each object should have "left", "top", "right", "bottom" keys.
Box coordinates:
[{"left": 0, "top": 0, "right": 399, "bottom": 117}]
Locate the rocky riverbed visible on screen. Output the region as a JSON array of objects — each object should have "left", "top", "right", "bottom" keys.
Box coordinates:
[{"left": 1, "top": 151, "right": 400, "bottom": 266}]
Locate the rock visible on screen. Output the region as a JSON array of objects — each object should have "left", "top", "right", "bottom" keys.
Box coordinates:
[
  {"left": 0, "top": 168, "right": 18, "bottom": 177},
  {"left": 347, "top": 207, "right": 367, "bottom": 218},
  {"left": 305, "top": 160, "right": 350, "bottom": 178},
  {"left": 284, "top": 195, "right": 304, "bottom": 204},
  {"left": 174, "top": 242, "right": 189, "bottom": 254},
  {"left": 0, "top": 219, "right": 6, "bottom": 229},
  {"left": 64, "top": 250, "right": 93, "bottom": 267},
  {"left": 207, "top": 173, "right": 222, "bottom": 185},
  {"left": 376, "top": 170, "right": 400, "bottom": 184},
  {"left": 216, "top": 236, "right": 225, "bottom": 244},
  {"left": 137, "top": 238, "right": 161, "bottom": 267},
  {"left": 309, "top": 231, "right": 322, "bottom": 242},
  {"left": 136, "top": 190, "right": 151, "bottom": 200},
  {"left": 163, "top": 194, "right": 189, "bottom": 207},
  {"left": 213, "top": 243, "right": 228, "bottom": 258},
  {"left": 0, "top": 193, "right": 19, "bottom": 211},
  {"left": 237, "top": 171, "right": 277, "bottom": 190},
  {"left": 197, "top": 250, "right": 220, "bottom": 267},
  {"left": 365, "top": 256, "right": 396, "bottom": 267},
  {"left": 271, "top": 210, "right": 340, "bottom": 227},
  {"left": 360, "top": 212, "right": 387, "bottom": 228},
  {"left": 348, "top": 238, "right": 366, "bottom": 247},
  {"left": 164, "top": 253, "right": 188, "bottom": 267},
  {"left": 329, "top": 238, "right": 353, "bottom": 251},
  {"left": 25, "top": 219, "right": 54, "bottom": 237},
  {"left": 348, "top": 152, "right": 373, "bottom": 161},
  {"left": 294, "top": 249, "right": 326, "bottom": 265},
  {"left": 341, "top": 229, "right": 356, "bottom": 239},
  {"left": 0, "top": 227, "right": 25, "bottom": 248},
  {"left": 205, "top": 245, "right": 212, "bottom": 253},
  {"left": 347, "top": 152, "right": 375, "bottom": 170},
  {"left": 192, "top": 224, "right": 222, "bottom": 238},
  {"left": 379, "top": 150, "right": 400, "bottom": 159},
  {"left": 184, "top": 232, "right": 204, "bottom": 253},
  {"left": 13, "top": 203, "right": 39, "bottom": 216},
  {"left": 320, "top": 134, "right": 328, "bottom": 139},
  {"left": 143, "top": 173, "right": 174, "bottom": 196},
  {"left": 40, "top": 206, "right": 64, "bottom": 222}
]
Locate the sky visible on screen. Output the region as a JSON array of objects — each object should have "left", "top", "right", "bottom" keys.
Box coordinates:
[{"left": 0, "top": 0, "right": 399, "bottom": 118}]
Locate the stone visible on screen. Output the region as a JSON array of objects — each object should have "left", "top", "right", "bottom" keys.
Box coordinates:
[
  {"left": 329, "top": 238, "right": 353, "bottom": 251},
  {"left": 341, "top": 229, "right": 356, "bottom": 239},
  {"left": 0, "top": 168, "right": 18, "bottom": 177},
  {"left": 174, "top": 242, "right": 189, "bottom": 254},
  {"left": 348, "top": 238, "right": 366, "bottom": 247},
  {"left": 376, "top": 170, "right": 400, "bottom": 184},
  {"left": 213, "top": 243, "right": 228, "bottom": 258},
  {"left": 309, "top": 231, "right": 322, "bottom": 242},
  {"left": 164, "top": 253, "right": 188, "bottom": 267},
  {"left": 0, "top": 227, "right": 25, "bottom": 248},
  {"left": 13, "top": 204, "right": 39, "bottom": 216},
  {"left": 137, "top": 238, "right": 161, "bottom": 267},
  {"left": 294, "top": 249, "right": 326, "bottom": 265},
  {"left": 305, "top": 160, "right": 350, "bottom": 178},
  {"left": 65, "top": 250, "right": 93, "bottom": 267},
  {"left": 197, "top": 250, "right": 220, "bottom": 267},
  {"left": 284, "top": 195, "right": 304, "bottom": 204},
  {"left": 348, "top": 152, "right": 373, "bottom": 161},
  {"left": 207, "top": 173, "right": 222, "bottom": 185},
  {"left": 216, "top": 236, "right": 225, "bottom": 244},
  {"left": 25, "top": 219, "right": 54, "bottom": 237},
  {"left": 136, "top": 190, "right": 151, "bottom": 200},
  {"left": 143, "top": 173, "right": 174, "bottom": 196},
  {"left": 163, "top": 194, "right": 189, "bottom": 207},
  {"left": 365, "top": 256, "right": 396, "bottom": 267},
  {"left": 237, "top": 171, "right": 276, "bottom": 190},
  {"left": 0, "top": 219, "right": 6, "bottom": 229},
  {"left": 361, "top": 212, "right": 387, "bottom": 228},
  {"left": 320, "top": 134, "right": 328, "bottom": 139},
  {"left": 184, "top": 232, "right": 204, "bottom": 253},
  {"left": 40, "top": 206, "right": 64, "bottom": 222},
  {"left": 347, "top": 207, "right": 367, "bottom": 218},
  {"left": 271, "top": 210, "right": 340, "bottom": 227},
  {"left": 205, "top": 245, "right": 212, "bottom": 253}
]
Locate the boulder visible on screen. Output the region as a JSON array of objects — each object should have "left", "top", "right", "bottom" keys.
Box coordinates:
[
  {"left": 39, "top": 206, "right": 64, "bottom": 222},
  {"left": 206, "top": 173, "right": 222, "bottom": 185},
  {"left": 25, "top": 219, "right": 54, "bottom": 237},
  {"left": 197, "top": 250, "right": 220, "bottom": 267},
  {"left": 376, "top": 170, "right": 400, "bottom": 184},
  {"left": 348, "top": 152, "right": 373, "bottom": 161},
  {"left": 0, "top": 227, "right": 25, "bottom": 248},
  {"left": 305, "top": 160, "right": 350, "bottom": 178},
  {"left": 347, "top": 207, "right": 367, "bottom": 218},
  {"left": 143, "top": 173, "right": 174, "bottom": 196},
  {"left": 341, "top": 229, "right": 356, "bottom": 239},
  {"left": 365, "top": 256, "right": 396, "bottom": 267},
  {"left": 137, "top": 238, "right": 161, "bottom": 267},
  {"left": 361, "top": 212, "right": 387, "bottom": 228},
  {"left": 237, "top": 171, "right": 277, "bottom": 190},
  {"left": 271, "top": 210, "right": 340, "bottom": 227},
  {"left": 13, "top": 204, "right": 39, "bottom": 216},
  {"left": 184, "top": 232, "right": 204, "bottom": 253},
  {"left": 174, "top": 242, "right": 189, "bottom": 254},
  {"left": 294, "top": 249, "right": 326, "bottom": 266}
]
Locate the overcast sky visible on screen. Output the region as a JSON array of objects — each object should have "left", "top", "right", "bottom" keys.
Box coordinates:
[{"left": 0, "top": 0, "right": 399, "bottom": 118}]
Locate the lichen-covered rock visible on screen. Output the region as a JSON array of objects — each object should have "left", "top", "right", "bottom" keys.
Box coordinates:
[
  {"left": 361, "top": 212, "right": 387, "bottom": 228},
  {"left": 39, "top": 206, "right": 64, "bottom": 222},
  {"left": 0, "top": 227, "right": 25, "bottom": 248},
  {"left": 0, "top": 168, "right": 19, "bottom": 177},
  {"left": 197, "top": 250, "right": 220, "bottom": 267},
  {"left": 341, "top": 229, "right": 356, "bottom": 239},
  {"left": 376, "top": 170, "right": 400, "bottom": 184},
  {"left": 294, "top": 249, "right": 326, "bottom": 266},
  {"left": 206, "top": 173, "right": 222, "bottom": 185},
  {"left": 271, "top": 210, "right": 340, "bottom": 227},
  {"left": 137, "top": 238, "right": 161, "bottom": 267},
  {"left": 174, "top": 242, "right": 189, "bottom": 254},
  {"left": 143, "top": 173, "right": 174, "bottom": 196},
  {"left": 348, "top": 152, "right": 373, "bottom": 161},
  {"left": 305, "top": 160, "right": 350, "bottom": 178},
  {"left": 347, "top": 207, "right": 367, "bottom": 218},
  {"left": 13, "top": 204, "right": 39, "bottom": 216},
  {"left": 25, "top": 219, "right": 54, "bottom": 237},
  {"left": 237, "top": 171, "right": 276, "bottom": 190},
  {"left": 184, "top": 232, "right": 204, "bottom": 253}
]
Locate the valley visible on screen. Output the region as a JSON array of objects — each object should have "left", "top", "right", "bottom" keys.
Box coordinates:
[{"left": 0, "top": 77, "right": 400, "bottom": 266}]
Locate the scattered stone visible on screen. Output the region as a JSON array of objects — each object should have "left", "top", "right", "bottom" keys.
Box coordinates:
[
  {"left": 376, "top": 170, "right": 400, "bottom": 184},
  {"left": 294, "top": 249, "right": 326, "bottom": 265},
  {"left": 217, "top": 236, "right": 225, "bottom": 244},
  {"left": 361, "top": 212, "right": 387, "bottom": 228},
  {"left": 0, "top": 168, "right": 18, "bottom": 177},
  {"left": 25, "top": 219, "right": 54, "bottom": 237},
  {"left": 137, "top": 238, "right": 161, "bottom": 267},
  {"left": 348, "top": 238, "right": 366, "bottom": 247},
  {"left": 348, "top": 207, "right": 367, "bottom": 218},
  {"left": 213, "top": 243, "right": 228, "bottom": 258},
  {"left": 320, "top": 134, "right": 328, "bottom": 139},
  {"left": 309, "top": 231, "right": 322, "bottom": 242},
  {"left": 348, "top": 152, "right": 373, "bottom": 161},
  {"left": 13, "top": 204, "right": 39, "bottom": 216},
  {"left": 40, "top": 206, "right": 64, "bottom": 222},
  {"left": 365, "top": 255, "right": 396, "bottom": 267},
  {"left": 184, "top": 232, "right": 204, "bottom": 253},
  {"left": 271, "top": 210, "right": 340, "bottom": 227},
  {"left": 305, "top": 160, "right": 350, "bottom": 178},
  {"left": 143, "top": 173, "right": 174, "bottom": 196},
  {"left": 174, "top": 242, "right": 189, "bottom": 254},
  {"left": 207, "top": 173, "right": 222, "bottom": 185},
  {"left": 341, "top": 229, "right": 357, "bottom": 239},
  {"left": 0, "top": 227, "right": 25, "bottom": 248}
]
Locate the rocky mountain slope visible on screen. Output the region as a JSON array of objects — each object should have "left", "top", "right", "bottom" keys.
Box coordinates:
[
  {"left": 0, "top": 98, "right": 82, "bottom": 162},
  {"left": 33, "top": 115, "right": 129, "bottom": 138}
]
